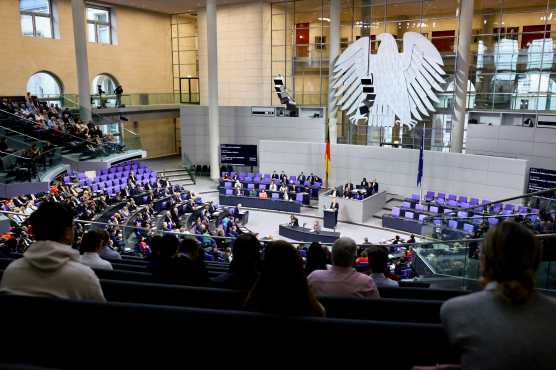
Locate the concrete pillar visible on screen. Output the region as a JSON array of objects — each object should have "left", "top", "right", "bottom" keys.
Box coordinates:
[
  {"left": 450, "top": 0, "right": 474, "bottom": 153},
  {"left": 71, "top": 0, "right": 91, "bottom": 122},
  {"left": 327, "top": 0, "right": 340, "bottom": 144},
  {"left": 206, "top": 0, "right": 221, "bottom": 180}
]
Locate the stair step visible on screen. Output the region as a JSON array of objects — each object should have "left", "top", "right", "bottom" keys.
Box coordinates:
[{"left": 161, "top": 168, "right": 190, "bottom": 174}]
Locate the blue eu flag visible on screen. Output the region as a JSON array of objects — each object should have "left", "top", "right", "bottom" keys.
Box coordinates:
[{"left": 417, "top": 134, "right": 424, "bottom": 187}]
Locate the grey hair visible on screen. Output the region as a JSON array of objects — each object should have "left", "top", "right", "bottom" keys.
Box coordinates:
[{"left": 332, "top": 237, "right": 357, "bottom": 267}]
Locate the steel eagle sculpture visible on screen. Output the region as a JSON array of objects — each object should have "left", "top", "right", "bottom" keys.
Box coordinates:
[{"left": 331, "top": 32, "right": 446, "bottom": 128}]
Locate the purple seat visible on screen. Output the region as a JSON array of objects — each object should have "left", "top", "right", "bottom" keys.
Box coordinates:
[
  {"left": 457, "top": 211, "right": 468, "bottom": 218},
  {"left": 531, "top": 208, "right": 539, "bottom": 214},
  {"left": 314, "top": 182, "right": 321, "bottom": 187},
  {"left": 295, "top": 193, "right": 304, "bottom": 203},
  {"left": 405, "top": 211, "right": 414, "bottom": 220},
  {"left": 92, "top": 184, "right": 99, "bottom": 192},
  {"left": 504, "top": 204, "right": 514, "bottom": 211},
  {"left": 488, "top": 217, "right": 499, "bottom": 225},
  {"left": 114, "top": 185, "right": 121, "bottom": 193},
  {"left": 97, "top": 182, "right": 105, "bottom": 189},
  {"left": 290, "top": 176, "right": 297, "bottom": 183},
  {"left": 63, "top": 176, "right": 71, "bottom": 184},
  {"left": 402, "top": 201, "right": 411, "bottom": 209},
  {"left": 437, "top": 192, "right": 446, "bottom": 200},
  {"left": 411, "top": 193, "right": 419, "bottom": 201},
  {"left": 425, "top": 191, "right": 435, "bottom": 201},
  {"left": 246, "top": 177, "right": 253, "bottom": 183},
  {"left": 224, "top": 182, "right": 232, "bottom": 189},
  {"left": 109, "top": 168, "right": 116, "bottom": 174},
  {"left": 240, "top": 172, "right": 247, "bottom": 177},
  {"left": 447, "top": 199, "right": 457, "bottom": 207},
  {"left": 225, "top": 189, "right": 233, "bottom": 195},
  {"left": 436, "top": 198, "right": 445, "bottom": 205},
  {"left": 447, "top": 194, "right": 456, "bottom": 201},
  {"left": 254, "top": 177, "right": 261, "bottom": 183},
  {"left": 528, "top": 215, "right": 538, "bottom": 222},
  {"left": 271, "top": 192, "right": 279, "bottom": 199},
  {"left": 463, "top": 223, "right": 474, "bottom": 233},
  {"left": 415, "top": 203, "right": 425, "bottom": 212},
  {"left": 137, "top": 175, "right": 143, "bottom": 181},
  {"left": 150, "top": 178, "right": 156, "bottom": 184},
  {"left": 116, "top": 166, "right": 123, "bottom": 172},
  {"left": 247, "top": 183, "right": 255, "bottom": 190},
  {"left": 459, "top": 202, "right": 469, "bottom": 208},
  {"left": 391, "top": 207, "right": 401, "bottom": 217},
  {"left": 482, "top": 199, "right": 490, "bottom": 205},
  {"left": 502, "top": 210, "right": 513, "bottom": 217},
  {"left": 458, "top": 196, "right": 468, "bottom": 204},
  {"left": 518, "top": 207, "right": 527, "bottom": 214},
  {"left": 444, "top": 209, "right": 452, "bottom": 214},
  {"left": 429, "top": 206, "right": 439, "bottom": 214},
  {"left": 448, "top": 220, "right": 458, "bottom": 229},
  {"left": 433, "top": 219, "right": 442, "bottom": 226},
  {"left": 470, "top": 198, "right": 479, "bottom": 205},
  {"left": 259, "top": 184, "right": 267, "bottom": 190},
  {"left": 142, "top": 178, "right": 148, "bottom": 185},
  {"left": 418, "top": 214, "right": 426, "bottom": 223}
]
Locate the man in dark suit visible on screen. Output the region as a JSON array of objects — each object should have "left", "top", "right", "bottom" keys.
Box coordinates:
[
  {"left": 372, "top": 180, "right": 379, "bottom": 194},
  {"left": 289, "top": 214, "right": 299, "bottom": 227},
  {"left": 298, "top": 171, "right": 306, "bottom": 184},
  {"left": 271, "top": 171, "right": 279, "bottom": 180},
  {"left": 280, "top": 171, "right": 288, "bottom": 184}
]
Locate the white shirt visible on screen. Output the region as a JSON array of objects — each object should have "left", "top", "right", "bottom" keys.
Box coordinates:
[
  {"left": 370, "top": 273, "right": 399, "bottom": 288},
  {"left": 80, "top": 252, "right": 113, "bottom": 271}
]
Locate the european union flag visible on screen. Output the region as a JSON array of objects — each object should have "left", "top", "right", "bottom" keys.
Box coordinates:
[{"left": 417, "top": 134, "right": 424, "bottom": 187}]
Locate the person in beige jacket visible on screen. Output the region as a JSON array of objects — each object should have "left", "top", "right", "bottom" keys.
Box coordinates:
[{"left": 0, "top": 202, "right": 105, "bottom": 302}]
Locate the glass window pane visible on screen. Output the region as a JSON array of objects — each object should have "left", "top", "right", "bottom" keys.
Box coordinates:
[
  {"left": 20, "top": 0, "right": 50, "bottom": 14},
  {"left": 87, "top": 7, "right": 109, "bottom": 23},
  {"left": 21, "top": 14, "right": 34, "bottom": 36},
  {"left": 26, "top": 72, "right": 61, "bottom": 98},
  {"left": 34, "top": 16, "right": 52, "bottom": 38},
  {"left": 87, "top": 23, "right": 96, "bottom": 42},
  {"left": 97, "top": 24, "right": 110, "bottom": 44}
]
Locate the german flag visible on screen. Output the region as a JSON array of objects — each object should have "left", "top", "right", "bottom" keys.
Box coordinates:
[{"left": 325, "top": 138, "right": 331, "bottom": 188}]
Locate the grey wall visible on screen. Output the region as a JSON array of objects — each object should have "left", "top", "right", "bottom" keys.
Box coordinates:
[
  {"left": 467, "top": 124, "right": 556, "bottom": 171},
  {"left": 260, "top": 140, "right": 529, "bottom": 201},
  {"left": 180, "top": 106, "right": 325, "bottom": 165}
]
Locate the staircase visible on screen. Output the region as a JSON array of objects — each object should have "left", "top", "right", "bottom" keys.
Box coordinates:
[
  {"left": 373, "top": 194, "right": 404, "bottom": 221},
  {"left": 160, "top": 167, "right": 196, "bottom": 186}
]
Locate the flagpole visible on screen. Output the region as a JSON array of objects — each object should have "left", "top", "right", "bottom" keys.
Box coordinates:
[{"left": 420, "top": 130, "right": 425, "bottom": 202}]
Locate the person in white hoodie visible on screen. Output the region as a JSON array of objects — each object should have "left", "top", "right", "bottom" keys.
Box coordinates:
[
  {"left": 0, "top": 202, "right": 105, "bottom": 302},
  {"left": 79, "top": 230, "right": 113, "bottom": 271}
]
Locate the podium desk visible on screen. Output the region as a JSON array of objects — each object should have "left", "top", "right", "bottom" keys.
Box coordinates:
[
  {"left": 279, "top": 224, "right": 340, "bottom": 244},
  {"left": 323, "top": 208, "right": 338, "bottom": 229}
]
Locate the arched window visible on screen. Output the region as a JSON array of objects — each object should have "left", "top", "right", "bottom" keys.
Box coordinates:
[
  {"left": 26, "top": 71, "right": 62, "bottom": 98},
  {"left": 92, "top": 74, "right": 118, "bottom": 95}
]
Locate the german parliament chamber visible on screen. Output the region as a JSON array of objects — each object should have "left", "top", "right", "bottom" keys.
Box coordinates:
[{"left": 0, "top": 0, "right": 555, "bottom": 368}]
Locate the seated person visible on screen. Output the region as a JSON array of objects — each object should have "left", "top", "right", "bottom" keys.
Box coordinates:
[
  {"left": 282, "top": 189, "right": 290, "bottom": 201},
  {"left": 361, "top": 177, "right": 369, "bottom": 189},
  {"left": 79, "top": 230, "right": 113, "bottom": 271},
  {"left": 312, "top": 221, "right": 321, "bottom": 233},
  {"left": 0, "top": 202, "right": 105, "bottom": 301},
  {"left": 366, "top": 246, "right": 398, "bottom": 287},
  {"left": 249, "top": 188, "right": 258, "bottom": 197},
  {"left": 269, "top": 180, "right": 277, "bottom": 192},
  {"left": 308, "top": 237, "right": 380, "bottom": 299},
  {"left": 289, "top": 214, "right": 299, "bottom": 227},
  {"left": 233, "top": 180, "right": 242, "bottom": 190},
  {"left": 440, "top": 222, "right": 556, "bottom": 370},
  {"left": 279, "top": 183, "right": 288, "bottom": 194},
  {"left": 259, "top": 189, "right": 268, "bottom": 199}
]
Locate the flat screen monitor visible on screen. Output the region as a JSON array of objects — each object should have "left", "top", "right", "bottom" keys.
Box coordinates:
[{"left": 220, "top": 144, "right": 258, "bottom": 167}]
